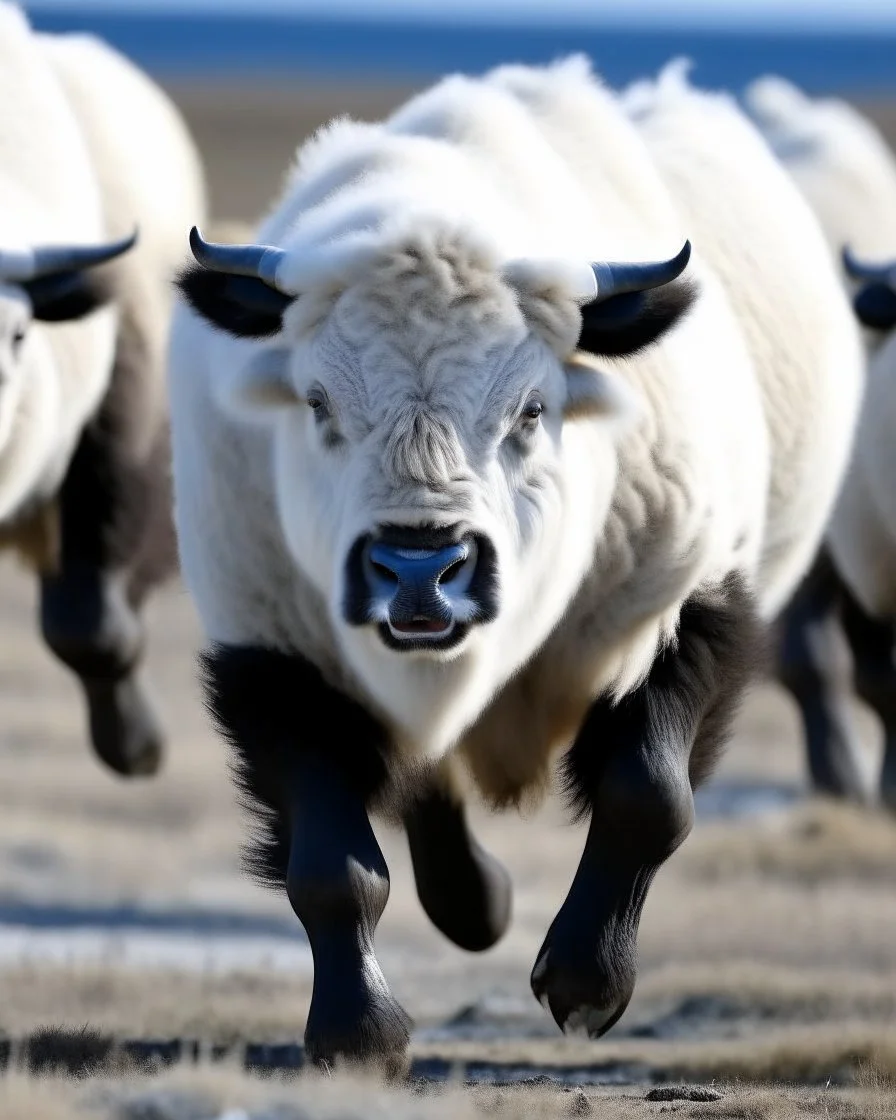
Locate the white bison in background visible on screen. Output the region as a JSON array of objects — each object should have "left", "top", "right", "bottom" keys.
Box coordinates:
[
  {"left": 0, "top": 2, "right": 207, "bottom": 776},
  {"left": 744, "top": 74, "right": 896, "bottom": 808},
  {"left": 745, "top": 75, "right": 896, "bottom": 291},
  {"left": 169, "top": 56, "right": 862, "bottom": 1071},
  {"left": 823, "top": 252, "right": 896, "bottom": 809}
]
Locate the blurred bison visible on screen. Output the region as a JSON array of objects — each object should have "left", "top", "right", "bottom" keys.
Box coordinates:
[
  {"left": 747, "top": 76, "right": 896, "bottom": 809},
  {"left": 0, "top": 2, "right": 207, "bottom": 776}
]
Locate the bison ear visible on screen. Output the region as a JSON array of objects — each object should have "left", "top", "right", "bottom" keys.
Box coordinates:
[
  {"left": 563, "top": 358, "right": 643, "bottom": 427},
  {"left": 853, "top": 281, "right": 896, "bottom": 332},
  {"left": 215, "top": 348, "right": 298, "bottom": 422},
  {"left": 176, "top": 264, "right": 294, "bottom": 339},
  {"left": 25, "top": 271, "right": 111, "bottom": 322},
  {"left": 577, "top": 277, "right": 698, "bottom": 358}
]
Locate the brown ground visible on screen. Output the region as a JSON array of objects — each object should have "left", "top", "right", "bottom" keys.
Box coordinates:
[
  {"left": 160, "top": 79, "right": 896, "bottom": 223},
  {"left": 0, "top": 79, "right": 895, "bottom": 1119}
]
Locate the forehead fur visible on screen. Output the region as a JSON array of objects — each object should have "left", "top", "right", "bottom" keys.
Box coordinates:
[
  {"left": 357, "top": 223, "right": 524, "bottom": 357},
  {"left": 281, "top": 218, "right": 580, "bottom": 368}
]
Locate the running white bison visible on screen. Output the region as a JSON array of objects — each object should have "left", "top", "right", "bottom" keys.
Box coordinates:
[
  {"left": 0, "top": 2, "right": 207, "bottom": 775},
  {"left": 745, "top": 74, "right": 896, "bottom": 806},
  {"left": 822, "top": 251, "right": 896, "bottom": 809},
  {"left": 168, "top": 57, "right": 862, "bottom": 1071}
]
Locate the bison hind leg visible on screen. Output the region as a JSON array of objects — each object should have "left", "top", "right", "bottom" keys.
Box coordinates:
[{"left": 404, "top": 769, "right": 512, "bottom": 952}]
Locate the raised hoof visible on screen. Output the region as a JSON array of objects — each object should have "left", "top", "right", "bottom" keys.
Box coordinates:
[
  {"left": 83, "top": 673, "right": 165, "bottom": 777},
  {"left": 418, "top": 843, "right": 512, "bottom": 953},
  {"left": 305, "top": 995, "right": 412, "bottom": 1079},
  {"left": 530, "top": 944, "right": 634, "bottom": 1041}
]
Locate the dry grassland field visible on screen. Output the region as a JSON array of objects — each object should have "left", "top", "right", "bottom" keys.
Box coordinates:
[{"left": 0, "top": 80, "right": 895, "bottom": 1119}]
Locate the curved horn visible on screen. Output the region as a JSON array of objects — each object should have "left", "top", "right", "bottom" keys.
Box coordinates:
[
  {"left": 0, "top": 229, "right": 138, "bottom": 284},
  {"left": 189, "top": 226, "right": 289, "bottom": 291},
  {"left": 842, "top": 245, "right": 896, "bottom": 285},
  {"left": 587, "top": 240, "right": 692, "bottom": 304}
]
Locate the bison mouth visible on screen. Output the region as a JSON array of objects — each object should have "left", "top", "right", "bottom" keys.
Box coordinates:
[
  {"left": 377, "top": 618, "right": 469, "bottom": 653},
  {"left": 390, "top": 616, "right": 453, "bottom": 636}
]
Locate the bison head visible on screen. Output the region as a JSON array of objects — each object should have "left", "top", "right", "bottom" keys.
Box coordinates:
[{"left": 178, "top": 221, "right": 695, "bottom": 740}]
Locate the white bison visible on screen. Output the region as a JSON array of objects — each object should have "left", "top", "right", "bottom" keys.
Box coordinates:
[
  {"left": 821, "top": 252, "right": 896, "bottom": 809},
  {"left": 744, "top": 74, "right": 896, "bottom": 807},
  {"left": 168, "top": 56, "right": 862, "bottom": 1071},
  {"left": 0, "top": 2, "right": 207, "bottom": 776}
]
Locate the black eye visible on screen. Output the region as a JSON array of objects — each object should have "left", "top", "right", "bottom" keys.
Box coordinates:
[
  {"left": 11, "top": 327, "right": 25, "bottom": 353},
  {"left": 306, "top": 391, "right": 329, "bottom": 420},
  {"left": 520, "top": 397, "right": 543, "bottom": 427}
]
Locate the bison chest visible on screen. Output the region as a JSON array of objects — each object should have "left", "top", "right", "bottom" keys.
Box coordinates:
[{"left": 456, "top": 659, "right": 598, "bottom": 807}]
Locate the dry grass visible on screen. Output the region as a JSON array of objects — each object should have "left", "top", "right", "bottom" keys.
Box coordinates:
[
  {"left": 412, "top": 1023, "right": 896, "bottom": 1083},
  {"left": 0, "top": 965, "right": 311, "bottom": 1041},
  {"left": 682, "top": 801, "right": 896, "bottom": 884},
  {"left": 0, "top": 1065, "right": 895, "bottom": 1120}
]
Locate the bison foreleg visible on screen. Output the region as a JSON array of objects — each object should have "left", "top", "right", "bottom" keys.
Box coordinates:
[
  {"left": 287, "top": 756, "right": 412, "bottom": 1076},
  {"left": 41, "top": 566, "right": 162, "bottom": 776},
  {"left": 201, "top": 644, "right": 411, "bottom": 1075},
  {"left": 776, "top": 549, "right": 868, "bottom": 802},
  {"left": 404, "top": 777, "right": 512, "bottom": 951},
  {"left": 39, "top": 350, "right": 174, "bottom": 777},
  {"left": 531, "top": 575, "right": 760, "bottom": 1037},
  {"left": 840, "top": 589, "right": 896, "bottom": 813}
]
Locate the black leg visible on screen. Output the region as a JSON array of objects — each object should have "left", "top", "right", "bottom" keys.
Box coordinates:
[
  {"left": 840, "top": 587, "right": 896, "bottom": 812},
  {"left": 39, "top": 331, "right": 175, "bottom": 778},
  {"left": 532, "top": 575, "right": 761, "bottom": 1036},
  {"left": 202, "top": 645, "right": 411, "bottom": 1074},
  {"left": 405, "top": 780, "right": 512, "bottom": 952},
  {"left": 775, "top": 550, "right": 868, "bottom": 802}
]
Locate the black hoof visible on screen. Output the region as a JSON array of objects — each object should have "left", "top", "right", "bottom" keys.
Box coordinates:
[
  {"left": 305, "top": 982, "right": 412, "bottom": 1078},
  {"left": 530, "top": 929, "right": 634, "bottom": 1040},
  {"left": 83, "top": 673, "right": 165, "bottom": 777}
]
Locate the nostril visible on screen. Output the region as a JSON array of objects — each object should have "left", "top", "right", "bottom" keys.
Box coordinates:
[
  {"left": 370, "top": 560, "right": 398, "bottom": 585},
  {"left": 438, "top": 557, "right": 467, "bottom": 585}
]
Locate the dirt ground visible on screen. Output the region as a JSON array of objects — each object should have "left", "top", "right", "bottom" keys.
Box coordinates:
[{"left": 0, "top": 78, "right": 895, "bottom": 1118}]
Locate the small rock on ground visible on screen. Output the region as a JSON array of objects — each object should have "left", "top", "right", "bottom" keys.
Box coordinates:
[
  {"left": 645, "top": 1086, "right": 723, "bottom": 1103},
  {"left": 567, "top": 1088, "right": 593, "bottom": 1116}
]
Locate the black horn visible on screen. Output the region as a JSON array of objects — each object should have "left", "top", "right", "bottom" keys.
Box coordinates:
[
  {"left": 189, "top": 226, "right": 289, "bottom": 292},
  {"left": 842, "top": 245, "right": 896, "bottom": 285},
  {"left": 0, "top": 228, "right": 138, "bottom": 284},
  {"left": 586, "top": 240, "right": 692, "bottom": 305}
]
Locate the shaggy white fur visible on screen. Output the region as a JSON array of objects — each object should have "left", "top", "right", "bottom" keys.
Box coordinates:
[
  {"left": 621, "top": 60, "right": 863, "bottom": 619},
  {"left": 745, "top": 75, "right": 896, "bottom": 283},
  {"left": 39, "top": 26, "right": 208, "bottom": 456},
  {"left": 0, "top": 2, "right": 114, "bottom": 521},
  {"left": 743, "top": 74, "right": 896, "bottom": 619}
]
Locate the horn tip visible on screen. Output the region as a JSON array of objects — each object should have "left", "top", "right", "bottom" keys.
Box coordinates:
[{"left": 188, "top": 225, "right": 209, "bottom": 266}]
